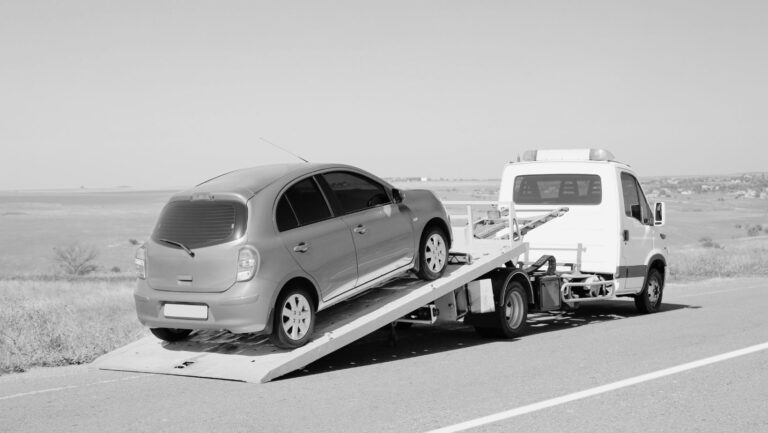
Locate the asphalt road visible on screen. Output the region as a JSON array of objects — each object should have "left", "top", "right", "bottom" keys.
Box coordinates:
[{"left": 2, "top": 277, "right": 767, "bottom": 433}]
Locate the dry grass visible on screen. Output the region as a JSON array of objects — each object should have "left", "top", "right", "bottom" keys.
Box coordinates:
[
  {"left": 0, "top": 278, "right": 145, "bottom": 374},
  {"left": 670, "top": 241, "right": 768, "bottom": 280}
]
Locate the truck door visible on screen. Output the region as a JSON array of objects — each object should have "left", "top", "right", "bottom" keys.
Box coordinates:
[{"left": 619, "top": 172, "right": 654, "bottom": 293}]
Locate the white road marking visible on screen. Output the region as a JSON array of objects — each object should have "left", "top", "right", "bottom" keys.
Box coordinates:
[
  {"left": 667, "top": 285, "right": 763, "bottom": 300},
  {"left": 425, "top": 341, "right": 768, "bottom": 433},
  {"left": 0, "top": 374, "right": 145, "bottom": 401}
]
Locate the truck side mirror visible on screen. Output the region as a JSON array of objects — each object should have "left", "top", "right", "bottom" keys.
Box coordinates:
[
  {"left": 392, "top": 188, "right": 405, "bottom": 204},
  {"left": 654, "top": 202, "right": 666, "bottom": 226}
]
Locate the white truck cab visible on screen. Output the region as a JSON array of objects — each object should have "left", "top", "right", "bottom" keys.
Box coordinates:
[{"left": 498, "top": 149, "right": 668, "bottom": 313}]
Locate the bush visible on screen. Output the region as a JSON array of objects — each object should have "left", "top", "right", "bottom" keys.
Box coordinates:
[
  {"left": 52, "top": 244, "right": 99, "bottom": 276},
  {"left": 698, "top": 237, "right": 722, "bottom": 249},
  {"left": 747, "top": 225, "right": 761, "bottom": 237},
  {"left": 128, "top": 238, "right": 140, "bottom": 246}
]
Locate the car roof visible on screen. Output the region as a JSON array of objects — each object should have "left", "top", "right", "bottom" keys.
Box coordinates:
[{"left": 183, "top": 163, "right": 361, "bottom": 198}]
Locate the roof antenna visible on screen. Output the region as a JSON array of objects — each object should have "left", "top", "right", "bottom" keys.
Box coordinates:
[{"left": 259, "top": 137, "right": 309, "bottom": 163}]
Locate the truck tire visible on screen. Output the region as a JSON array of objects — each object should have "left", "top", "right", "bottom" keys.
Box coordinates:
[
  {"left": 634, "top": 268, "right": 664, "bottom": 314},
  {"left": 474, "top": 280, "right": 528, "bottom": 338},
  {"left": 416, "top": 226, "right": 448, "bottom": 280},
  {"left": 270, "top": 286, "right": 316, "bottom": 349},
  {"left": 150, "top": 328, "right": 192, "bottom": 342}
]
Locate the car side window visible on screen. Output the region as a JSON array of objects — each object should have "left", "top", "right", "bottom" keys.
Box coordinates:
[
  {"left": 322, "top": 171, "right": 391, "bottom": 214},
  {"left": 281, "top": 177, "right": 332, "bottom": 228},
  {"left": 275, "top": 195, "right": 299, "bottom": 232}
]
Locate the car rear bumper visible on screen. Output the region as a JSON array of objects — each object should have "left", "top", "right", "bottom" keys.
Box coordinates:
[{"left": 134, "top": 278, "right": 275, "bottom": 334}]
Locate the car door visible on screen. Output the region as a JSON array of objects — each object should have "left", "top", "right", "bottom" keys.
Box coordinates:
[
  {"left": 276, "top": 176, "right": 358, "bottom": 301},
  {"left": 619, "top": 172, "right": 655, "bottom": 292},
  {"left": 320, "top": 171, "right": 415, "bottom": 293}
]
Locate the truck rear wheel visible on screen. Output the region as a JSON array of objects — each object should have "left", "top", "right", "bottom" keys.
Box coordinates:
[
  {"left": 635, "top": 268, "right": 664, "bottom": 314},
  {"left": 474, "top": 280, "right": 528, "bottom": 338}
]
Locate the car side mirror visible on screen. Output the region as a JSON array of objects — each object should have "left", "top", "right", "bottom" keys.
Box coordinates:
[
  {"left": 392, "top": 188, "right": 405, "bottom": 204},
  {"left": 630, "top": 204, "right": 642, "bottom": 221},
  {"left": 654, "top": 202, "right": 666, "bottom": 226}
]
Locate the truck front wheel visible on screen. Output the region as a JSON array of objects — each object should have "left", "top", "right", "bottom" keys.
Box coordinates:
[{"left": 635, "top": 268, "right": 664, "bottom": 314}]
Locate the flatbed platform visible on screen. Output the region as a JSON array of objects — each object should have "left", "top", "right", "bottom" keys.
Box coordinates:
[{"left": 93, "top": 239, "right": 526, "bottom": 383}]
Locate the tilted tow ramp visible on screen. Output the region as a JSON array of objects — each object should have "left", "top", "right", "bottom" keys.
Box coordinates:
[{"left": 93, "top": 237, "right": 527, "bottom": 383}]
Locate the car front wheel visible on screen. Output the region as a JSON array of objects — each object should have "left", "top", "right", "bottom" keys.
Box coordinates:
[{"left": 416, "top": 226, "right": 448, "bottom": 280}]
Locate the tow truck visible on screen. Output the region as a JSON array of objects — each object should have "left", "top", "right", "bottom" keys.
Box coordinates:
[{"left": 94, "top": 149, "right": 667, "bottom": 383}]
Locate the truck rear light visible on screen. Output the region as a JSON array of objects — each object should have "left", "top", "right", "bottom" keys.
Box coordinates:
[
  {"left": 135, "top": 245, "right": 147, "bottom": 279},
  {"left": 236, "top": 248, "right": 259, "bottom": 282}
]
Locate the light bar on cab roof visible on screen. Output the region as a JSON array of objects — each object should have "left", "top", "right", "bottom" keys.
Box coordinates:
[{"left": 520, "top": 148, "right": 615, "bottom": 162}]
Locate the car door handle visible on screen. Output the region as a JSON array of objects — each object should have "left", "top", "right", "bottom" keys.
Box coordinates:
[
  {"left": 293, "top": 242, "right": 310, "bottom": 253},
  {"left": 353, "top": 225, "right": 367, "bottom": 235},
  {"left": 623, "top": 230, "right": 630, "bottom": 242}
]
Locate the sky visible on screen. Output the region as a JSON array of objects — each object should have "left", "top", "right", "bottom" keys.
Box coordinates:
[{"left": 1, "top": 0, "right": 766, "bottom": 190}]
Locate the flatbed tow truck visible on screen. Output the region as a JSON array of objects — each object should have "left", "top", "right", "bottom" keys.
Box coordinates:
[
  {"left": 94, "top": 202, "right": 573, "bottom": 383},
  {"left": 95, "top": 148, "right": 665, "bottom": 383}
]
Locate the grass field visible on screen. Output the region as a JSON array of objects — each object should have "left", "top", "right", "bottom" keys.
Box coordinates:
[
  {"left": 0, "top": 182, "right": 766, "bottom": 374},
  {"left": 0, "top": 277, "right": 145, "bottom": 374}
]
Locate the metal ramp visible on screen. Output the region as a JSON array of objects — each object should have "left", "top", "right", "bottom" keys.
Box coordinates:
[{"left": 93, "top": 240, "right": 527, "bottom": 383}]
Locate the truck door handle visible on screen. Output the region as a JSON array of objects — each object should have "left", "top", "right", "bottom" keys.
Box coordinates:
[
  {"left": 353, "top": 225, "right": 367, "bottom": 235},
  {"left": 623, "top": 230, "right": 629, "bottom": 242},
  {"left": 293, "top": 242, "right": 310, "bottom": 253}
]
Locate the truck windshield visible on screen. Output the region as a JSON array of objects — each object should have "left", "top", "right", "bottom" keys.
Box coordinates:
[{"left": 513, "top": 174, "right": 602, "bottom": 205}]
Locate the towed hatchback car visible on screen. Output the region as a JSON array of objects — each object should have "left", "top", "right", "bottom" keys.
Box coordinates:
[{"left": 134, "top": 163, "right": 452, "bottom": 348}]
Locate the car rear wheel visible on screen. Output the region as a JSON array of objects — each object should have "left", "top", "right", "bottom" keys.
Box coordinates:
[
  {"left": 150, "top": 328, "right": 192, "bottom": 342},
  {"left": 270, "top": 286, "right": 316, "bottom": 349},
  {"left": 417, "top": 226, "right": 448, "bottom": 280}
]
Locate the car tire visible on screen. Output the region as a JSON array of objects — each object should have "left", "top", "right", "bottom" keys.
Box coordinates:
[
  {"left": 150, "top": 328, "right": 192, "bottom": 342},
  {"left": 474, "top": 280, "right": 528, "bottom": 338},
  {"left": 270, "top": 286, "right": 316, "bottom": 349},
  {"left": 634, "top": 267, "right": 664, "bottom": 314},
  {"left": 416, "top": 226, "right": 448, "bottom": 280}
]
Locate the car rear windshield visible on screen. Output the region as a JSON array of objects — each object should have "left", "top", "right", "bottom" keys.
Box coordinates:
[
  {"left": 513, "top": 174, "right": 602, "bottom": 205},
  {"left": 152, "top": 200, "right": 247, "bottom": 249}
]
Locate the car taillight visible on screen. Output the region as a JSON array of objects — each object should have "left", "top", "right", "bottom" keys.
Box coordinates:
[
  {"left": 236, "top": 248, "right": 258, "bottom": 282},
  {"left": 135, "top": 245, "right": 147, "bottom": 279}
]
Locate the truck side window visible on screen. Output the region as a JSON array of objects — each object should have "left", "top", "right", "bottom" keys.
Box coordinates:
[
  {"left": 621, "top": 172, "right": 640, "bottom": 220},
  {"left": 621, "top": 172, "right": 651, "bottom": 224},
  {"left": 634, "top": 178, "right": 652, "bottom": 225}
]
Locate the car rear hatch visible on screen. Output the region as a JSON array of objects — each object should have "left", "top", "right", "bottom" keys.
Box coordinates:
[{"left": 146, "top": 198, "right": 248, "bottom": 293}]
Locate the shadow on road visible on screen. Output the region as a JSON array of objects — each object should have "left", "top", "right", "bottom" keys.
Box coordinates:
[{"left": 279, "top": 300, "right": 694, "bottom": 381}]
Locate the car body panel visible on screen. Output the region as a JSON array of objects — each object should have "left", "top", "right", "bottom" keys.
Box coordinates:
[
  {"left": 278, "top": 215, "right": 359, "bottom": 301},
  {"left": 340, "top": 203, "right": 416, "bottom": 290}
]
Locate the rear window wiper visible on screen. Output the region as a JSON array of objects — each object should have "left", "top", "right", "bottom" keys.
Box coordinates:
[{"left": 158, "top": 238, "right": 196, "bottom": 258}]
